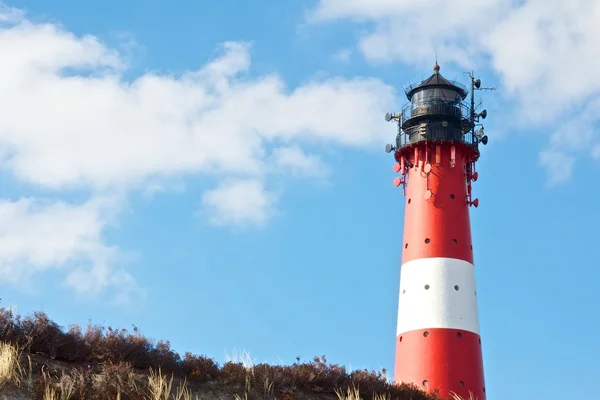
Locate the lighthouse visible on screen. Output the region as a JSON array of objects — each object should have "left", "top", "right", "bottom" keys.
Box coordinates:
[{"left": 384, "top": 63, "right": 490, "bottom": 400}]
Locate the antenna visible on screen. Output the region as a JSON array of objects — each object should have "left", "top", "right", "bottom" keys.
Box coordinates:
[{"left": 464, "top": 71, "right": 496, "bottom": 145}]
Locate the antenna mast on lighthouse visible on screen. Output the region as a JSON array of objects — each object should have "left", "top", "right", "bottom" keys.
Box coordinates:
[{"left": 383, "top": 63, "right": 492, "bottom": 400}]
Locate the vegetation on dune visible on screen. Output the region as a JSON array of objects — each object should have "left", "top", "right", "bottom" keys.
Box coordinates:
[{"left": 0, "top": 308, "right": 460, "bottom": 400}]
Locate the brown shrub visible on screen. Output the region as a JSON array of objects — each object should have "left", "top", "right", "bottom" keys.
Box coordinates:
[
  {"left": 149, "top": 340, "right": 181, "bottom": 373},
  {"left": 91, "top": 326, "right": 153, "bottom": 367},
  {"left": 218, "top": 362, "right": 247, "bottom": 385},
  {"left": 65, "top": 324, "right": 93, "bottom": 362},
  {"left": 0, "top": 309, "right": 23, "bottom": 344},
  {"left": 181, "top": 352, "right": 219, "bottom": 383},
  {"left": 268, "top": 365, "right": 297, "bottom": 390},
  {"left": 20, "top": 312, "right": 59, "bottom": 353}
]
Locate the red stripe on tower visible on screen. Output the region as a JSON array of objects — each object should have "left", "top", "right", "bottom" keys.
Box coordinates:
[{"left": 384, "top": 63, "right": 490, "bottom": 400}]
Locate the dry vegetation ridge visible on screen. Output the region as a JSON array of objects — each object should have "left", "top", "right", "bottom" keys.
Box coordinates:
[{"left": 0, "top": 308, "right": 472, "bottom": 400}]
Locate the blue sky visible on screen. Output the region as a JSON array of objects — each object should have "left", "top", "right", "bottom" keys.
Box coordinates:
[{"left": 0, "top": 1, "right": 599, "bottom": 399}]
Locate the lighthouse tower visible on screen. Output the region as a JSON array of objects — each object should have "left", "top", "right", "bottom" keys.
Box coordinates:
[{"left": 384, "top": 63, "right": 490, "bottom": 400}]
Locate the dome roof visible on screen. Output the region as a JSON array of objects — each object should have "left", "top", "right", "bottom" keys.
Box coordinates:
[{"left": 404, "top": 63, "right": 469, "bottom": 100}]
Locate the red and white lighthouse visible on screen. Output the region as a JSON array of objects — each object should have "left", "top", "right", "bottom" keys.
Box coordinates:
[{"left": 385, "top": 63, "right": 490, "bottom": 400}]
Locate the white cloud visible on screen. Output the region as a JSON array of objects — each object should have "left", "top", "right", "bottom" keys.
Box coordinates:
[
  {"left": 200, "top": 179, "right": 279, "bottom": 228},
  {"left": 310, "top": 0, "right": 422, "bottom": 21},
  {"left": 538, "top": 150, "right": 575, "bottom": 187},
  {"left": 0, "top": 196, "right": 143, "bottom": 305},
  {"left": 332, "top": 48, "right": 352, "bottom": 62},
  {"left": 308, "top": 0, "right": 600, "bottom": 184},
  {"left": 537, "top": 97, "right": 600, "bottom": 182},
  {"left": 198, "top": 147, "right": 327, "bottom": 229},
  {"left": 309, "top": 0, "right": 510, "bottom": 68},
  {"left": 270, "top": 145, "right": 329, "bottom": 178},
  {"left": 0, "top": 4, "right": 24, "bottom": 23},
  {"left": 0, "top": 7, "right": 399, "bottom": 299},
  {"left": 0, "top": 18, "right": 395, "bottom": 191},
  {"left": 484, "top": 0, "right": 600, "bottom": 119}
]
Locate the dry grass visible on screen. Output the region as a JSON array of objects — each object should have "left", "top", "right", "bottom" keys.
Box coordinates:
[
  {"left": 148, "top": 367, "right": 175, "bottom": 400},
  {"left": 373, "top": 393, "right": 391, "bottom": 400},
  {"left": 449, "top": 393, "right": 477, "bottom": 400},
  {"left": 147, "top": 368, "right": 201, "bottom": 400},
  {"left": 335, "top": 385, "right": 474, "bottom": 400},
  {"left": 42, "top": 384, "right": 58, "bottom": 400},
  {"left": 173, "top": 379, "right": 198, "bottom": 400},
  {"left": 334, "top": 385, "right": 394, "bottom": 400},
  {"left": 334, "top": 385, "right": 361, "bottom": 400},
  {"left": 0, "top": 341, "right": 25, "bottom": 387}
]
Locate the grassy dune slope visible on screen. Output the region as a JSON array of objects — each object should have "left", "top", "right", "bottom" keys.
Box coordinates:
[{"left": 0, "top": 308, "right": 469, "bottom": 400}]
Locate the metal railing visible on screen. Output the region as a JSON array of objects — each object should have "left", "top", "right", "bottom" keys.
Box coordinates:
[
  {"left": 401, "top": 101, "right": 471, "bottom": 123},
  {"left": 395, "top": 122, "right": 480, "bottom": 151}
]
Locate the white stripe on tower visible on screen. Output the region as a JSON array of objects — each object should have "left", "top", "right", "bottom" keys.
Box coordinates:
[{"left": 396, "top": 257, "right": 480, "bottom": 335}]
